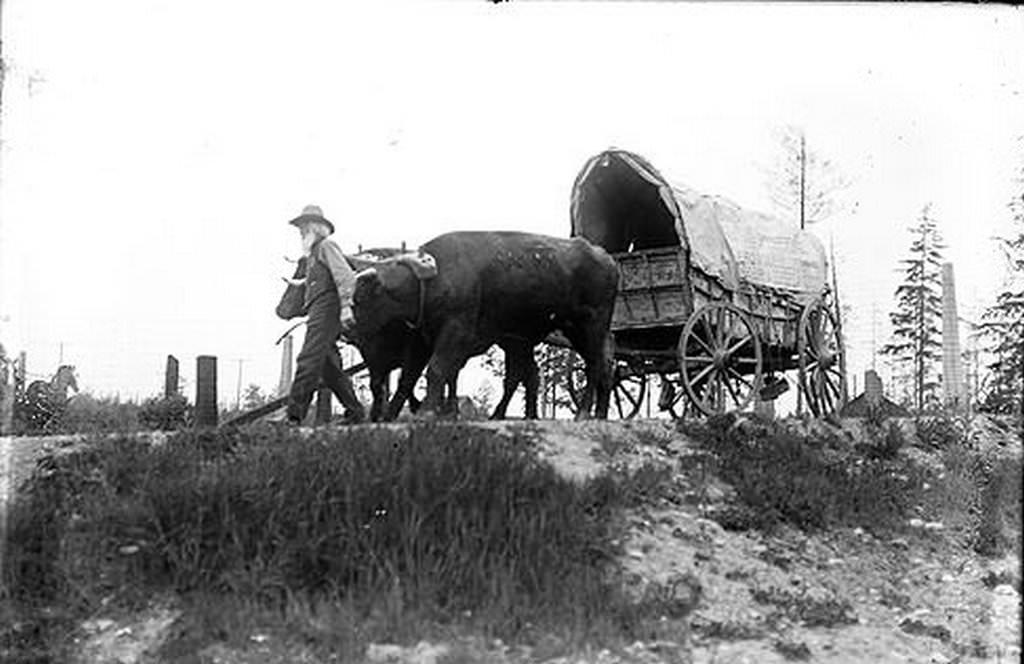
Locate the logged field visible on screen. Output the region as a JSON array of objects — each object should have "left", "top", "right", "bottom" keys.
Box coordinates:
[{"left": 1, "top": 415, "right": 1020, "bottom": 664}]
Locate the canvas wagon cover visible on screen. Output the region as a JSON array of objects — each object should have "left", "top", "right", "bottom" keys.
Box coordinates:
[{"left": 570, "top": 149, "right": 828, "bottom": 300}]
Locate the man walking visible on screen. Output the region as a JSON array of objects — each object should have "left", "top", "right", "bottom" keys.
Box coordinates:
[{"left": 285, "top": 204, "right": 366, "bottom": 425}]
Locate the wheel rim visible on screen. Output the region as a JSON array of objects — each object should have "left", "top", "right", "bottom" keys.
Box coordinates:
[
  {"left": 798, "top": 297, "right": 847, "bottom": 417},
  {"left": 658, "top": 374, "right": 688, "bottom": 420},
  {"left": 612, "top": 362, "right": 647, "bottom": 419},
  {"left": 679, "top": 302, "right": 762, "bottom": 416}
]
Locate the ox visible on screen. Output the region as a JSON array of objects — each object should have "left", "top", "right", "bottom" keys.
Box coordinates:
[
  {"left": 276, "top": 254, "right": 539, "bottom": 421},
  {"left": 352, "top": 231, "right": 618, "bottom": 420}
]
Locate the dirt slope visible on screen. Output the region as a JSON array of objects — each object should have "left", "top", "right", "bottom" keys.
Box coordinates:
[{"left": 25, "top": 416, "right": 1022, "bottom": 664}]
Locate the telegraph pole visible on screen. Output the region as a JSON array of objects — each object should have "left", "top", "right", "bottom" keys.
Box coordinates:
[
  {"left": 799, "top": 132, "right": 807, "bottom": 230},
  {"left": 234, "top": 359, "right": 246, "bottom": 410}
]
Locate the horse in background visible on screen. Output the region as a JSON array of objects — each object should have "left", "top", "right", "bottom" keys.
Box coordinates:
[{"left": 18, "top": 365, "right": 79, "bottom": 432}]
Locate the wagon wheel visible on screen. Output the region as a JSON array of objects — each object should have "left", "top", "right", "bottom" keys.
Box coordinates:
[
  {"left": 679, "top": 302, "right": 763, "bottom": 416},
  {"left": 565, "top": 354, "right": 586, "bottom": 414},
  {"left": 798, "top": 296, "right": 847, "bottom": 418},
  {"left": 567, "top": 358, "right": 647, "bottom": 419},
  {"left": 611, "top": 361, "right": 647, "bottom": 420}
]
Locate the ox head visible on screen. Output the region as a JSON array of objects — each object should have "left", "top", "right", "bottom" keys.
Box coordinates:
[
  {"left": 352, "top": 260, "right": 422, "bottom": 338},
  {"left": 276, "top": 256, "right": 308, "bottom": 320}
]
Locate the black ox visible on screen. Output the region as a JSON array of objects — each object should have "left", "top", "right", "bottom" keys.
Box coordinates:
[
  {"left": 276, "top": 253, "right": 538, "bottom": 422},
  {"left": 352, "top": 231, "right": 618, "bottom": 420}
]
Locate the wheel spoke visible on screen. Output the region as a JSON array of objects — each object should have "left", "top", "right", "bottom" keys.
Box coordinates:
[
  {"left": 807, "top": 371, "right": 821, "bottom": 414},
  {"left": 818, "top": 374, "right": 833, "bottom": 414},
  {"left": 716, "top": 308, "right": 727, "bottom": 347},
  {"left": 821, "top": 378, "right": 835, "bottom": 413},
  {"left": 700, "top": 316, "right": 716, "bottom": 350},
  {"left": 726, "top": 336, "right": 752, "bottom": 356},
  {"left": 702, "top": 374, "right": 718, "bottom": 411},
  {"left": 618, "top": 384, "right": 641, "bottom": 408},
  {"left": 692, "top": 332, "right": 716, "bottom": 357},
  {"left": 690, "top": 362, "right": 716, "bottom": 388},
  {"left": 725, "top": 376, "right": 742, "bottom": 406},
  {"left": 821, "top": 367, "right": 837, "bottom": 394},
  {"left": 727, "top": 367, "right": 754, "bottom": 390},
  {"left": 825, "top": 368, "right": 844, "bottom": 395},
  {"left": 824, "top": 376, "right": 841, "bottom": 403},
  {"left": 684, "top": 354, "right": 715, "bottom": 365}
]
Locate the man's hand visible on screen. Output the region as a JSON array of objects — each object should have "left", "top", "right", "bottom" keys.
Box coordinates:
[{"left": 340, "top": 306, "right": 356, "bottom": 336}]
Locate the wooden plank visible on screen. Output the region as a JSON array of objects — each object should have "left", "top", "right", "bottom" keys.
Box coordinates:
[{"left": 219, "top": 361, "right": 368, "bottom": 428}]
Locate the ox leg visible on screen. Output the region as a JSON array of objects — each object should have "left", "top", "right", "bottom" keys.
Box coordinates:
[
  {"left": 522, "top": 348, "right": 540, "bottom": 419},
  {"left": 491, "top": 341, "right": 538, "bottom": 420},
  {"left": 422, "top": 324, "right": 473, "bottom": 417},
  {"left": 566, "top": 328, "right": 613, "bottom": 420},
  {"left": 440, "top": 376, "right": 459, "bottom": 418},
  {"left": 490, "top": 343, "right": 521, "bottom": 420},
  {"left": 386, "top": 342, "right": 430, "bottom": 421},
  {"left": 594, "top": 333, "right": 615, "bottom": 419},
  {"left": 564, "top": 334, "right": 595, "bottom": 420},
  {"left": 368, "top": 367, "right": 389, "bottom": 423}
]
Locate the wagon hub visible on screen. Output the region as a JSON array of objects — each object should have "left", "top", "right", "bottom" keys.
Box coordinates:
[
  {"left": 819, "top": 348, "right": 836, "bottom": 369},
  {"left": 713, "top": 349, "right": 730, "bottom": 368}
]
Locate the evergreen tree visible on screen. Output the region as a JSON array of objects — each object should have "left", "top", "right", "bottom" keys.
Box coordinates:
[
  {"left": 242, "top": 383, "right": 268, "bottom": 410},
  {"left": 764, "top": 125, "right": 848, "bottom": 229},
  {"left": 880, "top": 204, "right": 946, "bottom": 412},
  {"left": 979, "top": 159, "right": 1024, "bottom": 417}
]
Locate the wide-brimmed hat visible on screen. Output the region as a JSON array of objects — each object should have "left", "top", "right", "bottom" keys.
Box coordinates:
[{"left": 287, "top": 204, "right": 335, "bottom": 234}]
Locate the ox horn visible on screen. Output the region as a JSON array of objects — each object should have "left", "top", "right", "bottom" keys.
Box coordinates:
[
  {"left": 281, "top": 276, "right": 307, "bottom": 287},
  {"left": 284, "top": 255, "right": 299, "bottom": 263}
]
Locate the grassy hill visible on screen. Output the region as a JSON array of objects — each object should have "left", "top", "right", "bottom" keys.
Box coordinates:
[{"left": 1, "top": 414, "right": 1019, "bottom": 663}]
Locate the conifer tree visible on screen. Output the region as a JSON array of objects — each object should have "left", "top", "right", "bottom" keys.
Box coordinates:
[
  {"left": 979, "top": 159, "right": 1024, "bottom": 417},
  {"left": 880, "top": 204, "right": 946, "bottom": 412},
  {"left": 765, "top": 126, "right": 848, "bottom": 229}
]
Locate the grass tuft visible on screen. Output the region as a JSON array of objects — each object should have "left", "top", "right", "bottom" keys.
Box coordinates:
[
  {"left": 679, "top": 416, "right": 925, "bottom": 533},
  {"left": 4, "top": 422, "right": 688, "bottom": 658}
]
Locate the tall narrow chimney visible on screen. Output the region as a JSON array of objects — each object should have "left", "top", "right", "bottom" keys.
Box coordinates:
[{"left": 941, "top": 262, "right": 965, "bottom": 409}]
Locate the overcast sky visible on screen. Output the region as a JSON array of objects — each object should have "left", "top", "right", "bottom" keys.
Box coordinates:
[{"left": 1, "top": 1, "right": 1022, "bottom": 411}]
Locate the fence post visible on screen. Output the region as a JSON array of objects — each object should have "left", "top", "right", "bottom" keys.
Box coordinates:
[
  {"left": 196, "top": 355, "right": 218, "bottom": 428},
  {"left": 315, "top": 386, "right": 332, "bottom": 425},
  {"left": 0, "top": 354, "right": 13, "bottom": 436},
  {"left": 164, "top": 355, "right": 180, "bottom": 398}
]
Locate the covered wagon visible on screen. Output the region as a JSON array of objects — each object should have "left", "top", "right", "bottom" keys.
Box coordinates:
[{"left": 569, "top": 148, "right": 847, "bottom": 417}]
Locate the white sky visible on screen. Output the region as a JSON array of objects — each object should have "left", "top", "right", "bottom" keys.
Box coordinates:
[{"left": 1, "top": 1, "right": 1022, "bottom": 410}]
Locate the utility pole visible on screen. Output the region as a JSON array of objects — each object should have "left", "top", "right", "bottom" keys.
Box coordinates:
[
  {"left": 799, "top": 132, "right": 807, "bottom": 230},
  {"left": 234, "top": 358, "right": 246, "bottom": 410}
]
